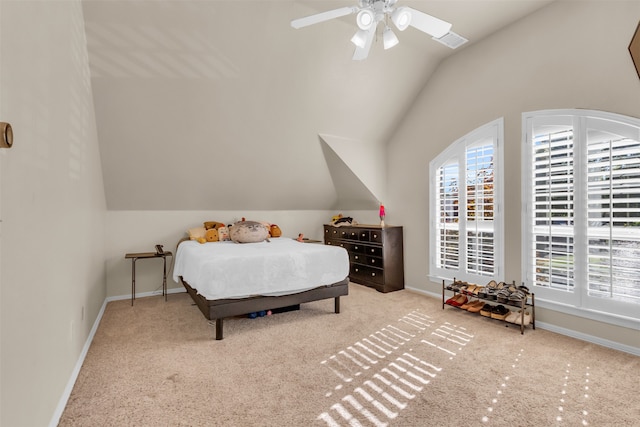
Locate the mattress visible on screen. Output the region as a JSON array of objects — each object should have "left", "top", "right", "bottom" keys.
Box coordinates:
[{"left": 173, "top": 237, "right": 349, "bottom": 300}]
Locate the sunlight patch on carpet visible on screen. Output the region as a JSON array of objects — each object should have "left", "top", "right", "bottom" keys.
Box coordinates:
[{"left": 317, "top": 310, "right": 476, "bottom": 426}]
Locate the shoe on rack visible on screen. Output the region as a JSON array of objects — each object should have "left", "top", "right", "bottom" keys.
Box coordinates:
[
  {"left": 496, "top": 289, "right": 511, "bottom": 304},
  {"left": 514, "top": 311, "right": 531, "bottom": 326},
  {"left": 467, "top": 300, "right": 484, "bottom": 313},
  {"left": 461, "top": 284, "right": 477, "bottom": 295},
  {"left": 453, "top": 294, "right": 468, "bottom": 307},
  {"left": 460, "top": 299, "right": 475, "bottom": 310},
  {"left": 505, "top": 310, "right": 521, "bottom": 323},
  {"left": 480, "top": 303, "right": 494, "bottom": 317},
  {"left": 446, "top": 294, "right": 467, "bottom": 307},
  {"left": 491, "top": 305, "right": 510, "bottom": 320}
]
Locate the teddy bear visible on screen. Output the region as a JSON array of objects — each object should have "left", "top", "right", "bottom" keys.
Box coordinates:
[
  {"left": 205, "top": 228, "right": 219, "bottom": 242},
  {"left": 270, "top": 224, "right": 282, "bottom": 238},
  {"left": 204, "top": 221, "right": 225, "bottom": 230}
]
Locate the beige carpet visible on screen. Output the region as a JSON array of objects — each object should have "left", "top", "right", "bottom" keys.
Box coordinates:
[{"left": 59, "top": 284, "right": 639, "bottom": 426}]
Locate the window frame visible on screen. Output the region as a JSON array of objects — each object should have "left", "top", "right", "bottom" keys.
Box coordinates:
[
  {"left": 429, "top": 118, "right": 504, "bottom": 285},
  {"left": 522, "top": 109, "right": 640, "bottom": 326}
]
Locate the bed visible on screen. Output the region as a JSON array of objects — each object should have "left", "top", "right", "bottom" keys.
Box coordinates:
[{"left": 173, "top": 237, "right": 350, "bottom": 340}]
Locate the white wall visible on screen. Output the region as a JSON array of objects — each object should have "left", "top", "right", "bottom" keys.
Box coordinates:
[
  {"left": 0, "top": 1, "right": 107, "bottom": 426},
  {"left": 387, "top": 0, "right": 640, "bottom": 351},
  {"left": 105, "top": 209, "right": 381, "bottom": 298}
]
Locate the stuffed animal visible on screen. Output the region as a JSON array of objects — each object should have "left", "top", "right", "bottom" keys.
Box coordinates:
[
  {"left": 270, "top": 224, "right": 282, "bottom": 238},
  {"left": 205, "top": 228, "right": 219, "bottom": 242},
  {"left": 204, "top": 221, "right": 225, "bottom": 230},
  {"left": 229, "top": 221, "right": 269, "bottom": 243},
  {"left": 217, "top": 226, "right": 230, "bottom": 241},
  {"left": 331, "top": 216, "right": 354, "bottom": 226}
]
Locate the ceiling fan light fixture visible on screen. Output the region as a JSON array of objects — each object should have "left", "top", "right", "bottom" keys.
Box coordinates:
[
  {"left": 391, "top": 7, "right": 411, "bottom": 31},
  {"left": 351, "top": 29, "right": 368, "bottom": 48},
  {"left": 356, "top": 9, "right": 375, "bottom": 30},
  {"left": 383, "top": 26, "right": 399, "bottom": 50}
]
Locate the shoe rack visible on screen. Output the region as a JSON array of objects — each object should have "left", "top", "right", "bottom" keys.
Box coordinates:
[{"left": 442, "top": 279, "right": 535, "bottom": 335}]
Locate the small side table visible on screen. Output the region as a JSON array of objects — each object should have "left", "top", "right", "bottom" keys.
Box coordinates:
[{"left": 124, "top": 251, "right": 172, "bottom": 306}]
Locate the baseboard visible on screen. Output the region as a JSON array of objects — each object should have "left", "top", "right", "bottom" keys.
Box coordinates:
[
  {"left": 534, "top": 321, "right": 640, "bottom": 357},
  {"left": 105, "top": 286, "right": 186, "bottom": 303},
  {"left": 49, "top": 287, "right": 187, "bottom": 426},
  {"left": 405, "top": 286, "right": 640, "bottom": 357},
  {"left": 48, "top": 298, "right": 108, "bottom": 427}
]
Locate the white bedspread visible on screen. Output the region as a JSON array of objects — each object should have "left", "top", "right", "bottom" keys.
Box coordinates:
[{"left": 173, "top": 238, "right": 349, "bottom": 300}]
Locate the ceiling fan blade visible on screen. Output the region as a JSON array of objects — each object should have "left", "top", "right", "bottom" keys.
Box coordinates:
[
  {"left": 405, "top": 7, "right": 452, "bottom": 38},
  {"left": 291, "top": 6, "right": 357, "bottom": 29},
  {"left": 352, "top": 25, "right": 376, "bottom": 61}
]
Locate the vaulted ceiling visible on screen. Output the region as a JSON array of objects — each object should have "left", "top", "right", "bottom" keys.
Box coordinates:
[{"left": 82, "top": 0, "right": 554, "bottom": 211}]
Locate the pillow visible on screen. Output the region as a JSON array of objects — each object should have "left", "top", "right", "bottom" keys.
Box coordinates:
[
  {"left": 229, "top": 221, "right": 269, "bottom": 243},
  {"left": 187, "top": 226, "right": 206, "bottom": 240}
]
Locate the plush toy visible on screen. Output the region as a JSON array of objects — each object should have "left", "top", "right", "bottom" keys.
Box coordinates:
[
  {"left": 196, "top": 237, "right": 207, "bottom": 244},
  {"left": 229, "top": 221, "right": 269, "bottom": 243},
  {"left": 331, "top": 213, "right": 343, "bottom": 222},
  {"left": 205, "top": 228, "right": 219, "bottom": 242},
  {"left": 217, "top": 226, "right": 230, "bottom": 241},
  {"left": 270, "top": 224, "right": 282, "bottom": 238},
  {"left": 204, "top": 221, "right": 225, "bottom": 230},
  {"left": 331, "top": 216, "right": 354, "bottom": 226}
]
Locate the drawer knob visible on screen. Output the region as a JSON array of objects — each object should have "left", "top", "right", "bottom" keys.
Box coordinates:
[
  {"left": 373, "top": 234, "right": 378, "bottom": 238},
  {"left": 355, "top": 268, "right": 359, "bottom": 272},
  {"left": 354, "top": 246, "right": 358, "bottom": 250},
  {"left": 371, "top": 273, "right": 376, "bottom": 277},
  {"left": 371, "top": 260, "right": 375, "bottom": 264},
  {"left": 355, "top": 256, "right": 359, "bottom": 260}
]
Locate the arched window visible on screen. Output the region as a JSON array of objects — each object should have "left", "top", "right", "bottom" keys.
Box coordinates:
[
  {"left": 522, "top": 110, "right": 640, "bottom": 322},
  {"left": 429, "top": 118, "right": 504, "bottom": 284}
]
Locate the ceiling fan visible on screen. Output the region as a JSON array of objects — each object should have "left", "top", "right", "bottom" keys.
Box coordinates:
[{"left": 291, "top": 0, "right": 466, "bottom": 60}]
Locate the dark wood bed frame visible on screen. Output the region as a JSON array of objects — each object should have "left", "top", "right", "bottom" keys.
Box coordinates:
[{"left": 180, "top": 277, "right": 349, "bottom": 340}]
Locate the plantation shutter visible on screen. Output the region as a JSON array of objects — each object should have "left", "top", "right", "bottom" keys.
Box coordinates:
[
  {"left": 586, "top": 120, "right": 640, "bottom": 302},
  {"left": 466, "top": 144, "right": 495, "bottom": 275},
  {"left": 530, "top": 127, "right": 575, "bottom": 291},
  {"left": 436, "top": 162, "right": 460, "bottom": 270}
]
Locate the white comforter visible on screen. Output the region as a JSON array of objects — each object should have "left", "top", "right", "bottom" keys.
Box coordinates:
[{"left": 173, "top": 237, "right": 349, "bottom": 300}]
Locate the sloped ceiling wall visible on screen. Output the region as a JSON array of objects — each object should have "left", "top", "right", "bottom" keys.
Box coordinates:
[{"left": 82, "top": 0, "right": 555, "bottom": 211}]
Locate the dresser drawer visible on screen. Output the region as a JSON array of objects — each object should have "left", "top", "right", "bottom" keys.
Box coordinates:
[
  {"left": 362, "top": 245, "right": 383, "bottom": 257},
  {"left": 324, "top": 238, "right": 340, "bottom": 247},
  {"left": 369, "top": 230, "right": 383, "bottom": 243},
  {"left": 365, "top": 255, "right": 383, "bottom": 268},
  {"left": 325, "top": 227, "right": 340, "bottom": 240},
  {"left": 344, "top": 229, "right": 359, "bottom": 241},
  {"left": 349, "top": 252, "right": 364, "bottom": 264},
  {"left": 350, "top": 264, "right": 384, "bottom": 285}
]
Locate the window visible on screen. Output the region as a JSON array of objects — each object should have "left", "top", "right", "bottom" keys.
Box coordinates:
[
  {"left": 430, "top": 118, "right": 504, "bottom": 284},
  {"left": 523, "top": 110, "right": 640, "bottom": 321}
]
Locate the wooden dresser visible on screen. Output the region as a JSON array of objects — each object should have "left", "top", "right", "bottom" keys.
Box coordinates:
[{"left": 324, "top": 224, "right": 404, "bottom": 293}]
